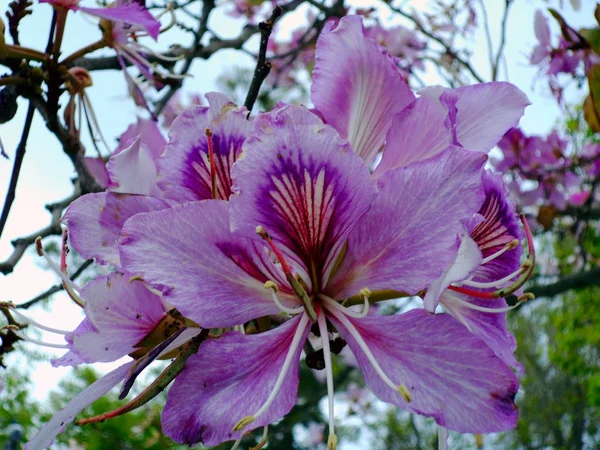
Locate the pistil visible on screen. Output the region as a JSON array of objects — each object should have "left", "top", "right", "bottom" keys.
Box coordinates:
[
  {"left": 256, "top": 227, "right": 317, "bottom": 322},
  {"left": 205, "top": 128, "right": 218, "bottom": 199}
]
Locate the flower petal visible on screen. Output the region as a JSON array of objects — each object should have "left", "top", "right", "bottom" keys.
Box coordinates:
[
  {"left": 24, "top": 361, "right": 134, "bottom": 450},
  {"left": 120, "top": 200, "right": 292, "bottom": 328},
  {"left": 328, "top": 147, "right": 485, "bottom": 298},
  {"left": 375, "top": 95, "right": 451, "bottom": 174},
  {"left": 230, "top": 105, "right": 377, "bottom": 286},
  {"left": 157, "top": 92, "right": 252, "bottom": 202},
  {"left": 78, "top": 4, "right": 160, "bottom": 39},
  {"left": 441, "top": 291, "right": 522, "bottom": 373},
  {"left": 162, "top": 314, "right": 310, "bottom": 446},
  {"left": 328, "top": 309, "right": 519, "bottom": 433},
  {"left": 311, "top": 15, "right": 414, "bottom": 164},
  {"left": 63, "top": 192, "right": 169, "bottom": 267},
  {"left": 107, "top": 137, "right": 161, "bottom": 196},
  {"left": 114, "top": 118, "right": 166, "bottom": 158},
  {"left": 431, "top": 82, "right": 530, "bottom": 153}
]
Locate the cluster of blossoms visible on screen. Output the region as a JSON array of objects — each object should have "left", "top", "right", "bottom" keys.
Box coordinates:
[
  {"left": 18, "top": 15, "right": 536, "bottom": 450},
  {"left": 493, "top": 126, "right": 600, "bottom": 227}
]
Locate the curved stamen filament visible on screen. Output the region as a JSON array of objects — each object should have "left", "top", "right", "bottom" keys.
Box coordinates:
[
  {"left": 265, "top": 281, "right": 304, "bottom": 315},
  {"left": 12, "top": 330, "right": 69, "bottom": 349},
  {"left": 325, "top": 292, "right": 369, "bottom": 319},
  {"left": 322, "top": 297, "right": 412, "bottom": 403},
  {"left": 480, "top": 239, "right": 519, "bottom": 265},
  {"left": 233, "top": 313, "right": 310, "bottom": 433},
  {"left": 458, "top": 264, "right": 528, "bottom": 289},
  {"left": 438, "top": 426, "right": 448, "bottom": 450},
  {"left": 444, "top": 291, "right": 527, "bottom": 313},
  {"left": 9, "top": 308, "right": 70, "bottom": 335},
  {"left": 317, "top": 312, "right": 337, "bottom": 450},
  {"left": 36, "top": 236, "right": 85, "bottom": 307}
]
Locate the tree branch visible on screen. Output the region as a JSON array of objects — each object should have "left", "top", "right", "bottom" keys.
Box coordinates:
[
  {"left": 0, "top": 102, "right": 34, "bottom": 240},
  {"left": 0, "top": 187, "right": 81, "bottom": 275},
  {"left": 244, "top": 6, "right": 283, "bottom": 114},
  {"left": 528, "top": 267, "right": 600, "bottom": 298}
]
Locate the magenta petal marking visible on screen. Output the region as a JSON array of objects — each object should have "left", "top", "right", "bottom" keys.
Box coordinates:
[
  {"left": 24, "top": 361, "right": 134, "bottom": 450},
  {"left": 312, "top": 16, "right": 414, "bottom": 164},
  {"left": 162, "top": 315, "right": 310, "bottom": 446},
  {"left": 158, "top": 92, "right": 252, "bottom": 202},
  {"left": 230, "top": 105, "right": 376, "bottom": 286},
  {"left": 329, "top": 309, "right": 519, "bottom": 433}
]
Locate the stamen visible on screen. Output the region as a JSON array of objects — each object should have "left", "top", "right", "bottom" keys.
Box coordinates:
[
  {"left": 458, "top": 263, "right": 528, "bottom": 289},
  {"left": 326, "top": 292, "right": 369, "bottom": 318},
  {"left": 233, "top": 313, "right": 310, "bottom": 432},
  {"left": 317, "top": 312, "right": 336, "bottom": 448},
  {"left": 61, "top": 229, "right": 85, "bottom": 308},
  {"left": 444, "top": 291, "right": 528, "bottom": 313},
  {"left": 480, "top": 239, "right": 519, "bottom": 265},
  {"left": 328, "top": 433, "right": 338, "bottom": 450},
  {"left": 447, "top": 215, "right": 536, "bottom": 300},
  {"left": 36, "top": 237, "right": 85, "bottom": 307},
  {"left": 205, "top": 128, "right": 218, "bottom": 199},
  {"left": 12, "top": 330, "right": 69, "bottom": 349},
  {"left": 256, "top": 227, "right": 317, "bottom": 322},
  {"left": 322, "top": 297, "right": 412, "bottom": 403},
  {"left": 250, "top": 426, "right": 269, "bottom": 450},
  {"left": 9, "top": 308, "right": 70, "bottom": 335},
  {"left": 265, "top": 281, "right": 304, "bottom": 315},
  {"left": 438, "top": 426, "right": 448, "bottom": 450}
]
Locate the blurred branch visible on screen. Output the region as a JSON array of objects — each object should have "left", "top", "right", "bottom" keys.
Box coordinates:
[
  {"left": 528, "top": 267, "right": 600, "bottom": 298},
  {"left": 0, "top": 187, "right": 80, "bottom": 275},
  {"left": 16, "top": 259, "right": 93, "bottom": 309},
  {"left": 389, "top": 4, "right": 485, "bottom": 83},
  {"left": 244, "top": 6, "right": 283, "bottom": 114},
  {"left": 0, "top": 102, "right": 34, "bottom": 240},
  {"left": 493, "top": 0, "right": 512, "bottom": 81}
]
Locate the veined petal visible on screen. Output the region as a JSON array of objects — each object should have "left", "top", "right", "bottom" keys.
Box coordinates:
[
  {"left": 311, "top": 16, "right": 414, "bottom": 164},
  {"left": 428, "top": 82, "right": 530, "bottom": 153},
  {"left": 120, "top": 200, "right": 294, "bottom": 328},
  {"left": 62, "top": 192, "right": 168, "bottom": 268},
  {"left": 157, "top": 92, "right": 252, "bottom": 202},
  {"left": 107, "top": 136, "right": 161, "bottom": 197},
  {"left": 24, "top": 361, "right": 134, "bottom": 450},
  {"left": 441, "top": 290, "right": 522, "bottom": 373},
  {"left": 329, "top": 309, "right": 519, "bottom": 433},
  {"left": 162, "top": 314, "right": 310, "bottom": 446},
  {"left": 84, "top": 157, "right": 109, "bottom": 189},
  {"left": 375, "top": 96, "right": 450, "bottom": 174},
  {"left": 114, "top": 118, "right": 166, "bottom": 158},
  {"left": 328, "top": 147, "right": 485, "bottom": 298},
  {"left": 78, "top": 4, "right": 160, "bottom": 39},
  {"left": 469, "top": 171, "right": 523, "bottom": 281},
  {"left": 230, "top": 105, "right": 377, "bottom": 286}
]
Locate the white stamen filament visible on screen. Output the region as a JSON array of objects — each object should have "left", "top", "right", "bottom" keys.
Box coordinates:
[
  {"left": 233, "top": 313, "right": 310, "bottom": 432},
  {"left": 322, "top": 297, "right": 412, "bottom": 403},
  {"left": 317, "top": 312, "right": 336, "bottom": 445},
  {"left": 230, "top": 436, "right": 242, "bottom": 450},
  {"left": 10, "top": 308, "right": 70, "bottom": 335},
  {"left": 265, "top": 281, "right": 304, "bottom": 315},
  {"left": 480, "top": 239, "right": 519, "bottom": 265},
  {"left": 459, "top": 265, "right": 524, "bottom": 289},
  {"left": 321, "top": 293, "right": 369, "bottom": 319},
  {"left": 438, "top": 426, "right": 448, "bottom": 450},
  {"left": 13, "top": 330, "right": 69, "bottom": 349},
  {"left": 445, "top": 291, "right": 522, "bottom": 313}
]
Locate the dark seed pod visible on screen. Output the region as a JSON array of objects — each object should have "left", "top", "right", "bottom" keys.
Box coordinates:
[{"left": 0, "top": 84, "right": 19, "bottom": 124}]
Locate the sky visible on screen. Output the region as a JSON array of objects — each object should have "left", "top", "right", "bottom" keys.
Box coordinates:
[{"left": 0, "top": 0, "right": 596, "bottom": 446}]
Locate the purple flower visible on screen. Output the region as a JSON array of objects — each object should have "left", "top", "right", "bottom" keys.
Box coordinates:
[{"left": 119, "top": 105, "right": 518, "bottom": 447}]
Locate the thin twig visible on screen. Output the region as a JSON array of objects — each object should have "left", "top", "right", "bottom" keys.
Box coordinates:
[
  {"left": 244, "top": 6, "right": 283, "bottom": 114},
  {"left": 390, "top": 5, "right": 485, "bottom": 83},
  {"left": 492, "top": 0, "right": 512, "bottom": 81},
  {"left": 0, "top": 103, "right": 35, "bottom": 240},
  {"left": 16, "top": 259, "right": 93, "bottom": 309},
  {"left": 477, "top": 0, "right": 494, "bottom": 77},
  {"left": 528, "top": 267, "right": 600, "bottom": 298},
  {"left": 0, "top": 187, "right": 81, "bottom": 275}
]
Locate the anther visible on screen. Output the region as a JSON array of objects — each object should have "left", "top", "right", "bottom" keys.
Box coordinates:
[
  {"left": 205, "top": 128, "right": 217, "bottom": 199},
  {"left": 264, "top": 280, "right": 279, "bottom": 292},
  {"left": 328, "top": 433, "right": 338, "bottom": 450},
  {"left": 233, "top": 415, "right": 255, "bottom": 432},
  {"left": 518, "top": 292, "right": 535, "bottom": 302},
  {"left": 398, "top": 384, "right": 412, "bottom": 402},
  {"left": 129, "top": 275, "right": 144, "bottom": 283}
]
